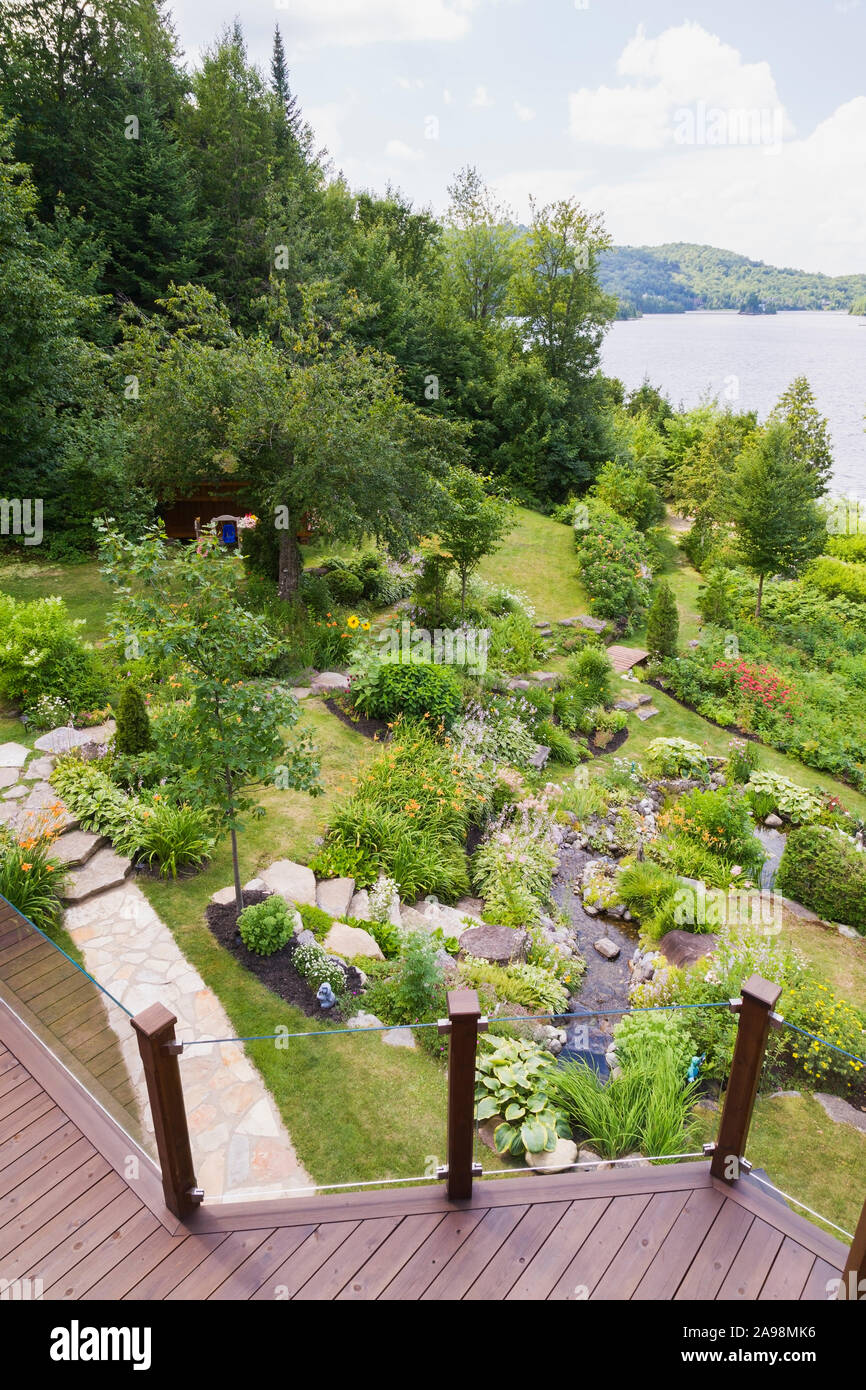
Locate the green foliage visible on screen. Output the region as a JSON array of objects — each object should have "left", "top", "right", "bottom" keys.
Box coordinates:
[
  {"left": 0, "top": 593, "right": 108, "bottom": 714},
  {"left": 238, "top": 896, "right": 294, "bottom": 956},
  {"left": 617, "top": 859, "right": 680, "bottom": 936},
  {"left": 137, "top": 801, "right": 215, "bottom": 879},
  {"left": 574, "top": 500, "right": 653, "bottom": 630},
  {"left": 746, "top": 769, "right": 823, "bottom": 825},
  {"left": 613, "top": 1009, "right": 695, "bottom": 1074},
  {"left": 0, "top": 837, "right": 66, "bottom": 935},
  {"left": 697, "top": 565, "right": 737, "bottom": 626},
  {"left": 438, "top": 466, "right": 512, "bottom": 615},
  {"left": 487, "top": 609, "right": 545, "bottom": 674},
  {"left": 646, "top": 581, "right": 679, "bottom": 659},
  {"left": 661, "top": 787, "right": 764, "bottom": 878},
  {"left": 460, "top": 956, "right": 570, "bottom": 1013},
  {"left": 359, "top": 659, "right": 463, "bottom": 727},
  {"left": 593, "top": 458, "right": 665, "bottom": 532},
  {"left": 549, "top": 1054, "right": 699, "bottom": 1160},
  {"left": 536, "top": 718, "right": 583, "bottom": 766},
  {"left": 725, "top": 737, "right": 759, "bottom": 785},
  {"left": 645, "top": 737, "right": 710, "bottom": 781},
  {"left": 474, "top": 1034, "right": 569, "bottom": 1157},
  {"left": 114, "top": 684, "right": 152, "bottom": 756},
  {"left": 807, "top": 555, "right": 866, "bottom": 606},
  {"left": 776, "top": 826, "right": 866, "bottom": 931},
  {"left": 472, "top": 798, "right": 559, "bottom": 926},
  {"left": 296, "top": 903, "right": 334, "bottom": 942},
  {"left": 769, "top": 376, "right": 834, "bottom": 497},
  {"left": 50, "top": 756, "right": 143, "bottom": 858},
  {"left": 394, "top": 931, "right": 444, "bottom": 1021}
]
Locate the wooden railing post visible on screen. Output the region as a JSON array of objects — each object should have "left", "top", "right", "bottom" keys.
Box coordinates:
[
  {"left": 842, "top": 1199, "right": 866, "bottom": 1300},
  {"left": 131, "top": 1002, "right": 203, "bottom": 1219},
  {"left": 438, "top": 988, "right": 486, "bottom": 1201},
  {"left": 710, "top": 974, "right": 782, "bottom": 1182}
]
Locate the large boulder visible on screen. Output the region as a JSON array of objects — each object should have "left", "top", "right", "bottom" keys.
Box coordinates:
[
  {"left": 260, "top": 859, "right": 317, "bottom": 907},
  {"left": 458, "top": 922, "right": 529, "bottom": 964},
  {"left": 527, "top": 1138, "right": 578, "bottom": 1174},
  {"left": 317, "top": 876, "right": 355, "bottom": 918},
  {"left": 323, "top": 921, "right": 384, "bottom": 961},
  {"left": 348, "top": 889, "right": 371, "bottom": 921},
  {"left": 310, "top": 671, "right": 350, "bottom": 694},
  {"left": 658, "top": 929, "right": 718, "bottom": 968}
]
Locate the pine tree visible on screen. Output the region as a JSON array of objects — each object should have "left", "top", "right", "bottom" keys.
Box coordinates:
[
  {"left": 114, "top": 683, "right": 153, "bottom": 756},
  {"left": 770, "top": 376, "right": 834, "bottom": 497},
  {"left": 270, "top": 25, "right": 302, "bottom": 142},
  {"left": 88, "top": 68, "right": 208, "bottom": 306},
  {"left": 646, "top": 581, "right": 679, "bottom": 658}
]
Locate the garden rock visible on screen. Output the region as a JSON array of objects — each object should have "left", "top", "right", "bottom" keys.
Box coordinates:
[
  {"left": 621, "top": 1152, "right": 651, "bottom": 1168},
  {"left": 0, "top": 741, "right": 31, "bottom": 768},
  {"left": 243, "top": 877, "right": 269, "bottom": 894},
  {"left": 529, "top": 745, "right": 550, "bottom": 770},
  {"left": 529, "top": 671, "right": 558, "bottom": 687},
  {"left": 3, "top": 784, "right": 26, "bottom": 800},
  {"left": 577, "top": 1147, "right": 610, "bottom": 1172},
  {"left": 507, "top": 679, "right": 532, "bottom": 691},
  {"left": 348, "top": 889, "right": 371, "bottom": 921},
  {"left": 400, "top": 905, "right": 437, "bottom": 935},
  {"left": 346, "top": 1012, "right": 385, "bottom": 1031},
  {"left": 22, "top": 756, "right": 55, "bottom": 781},
  {"left": 838, "top": 924, "right": 859, "bottom": 939},
  {"left": 614, "top": 698, "right": 639, "bottom": 712},
  {"left": 458, "top": 922, "right": 529, "bottom": 964},
  {"left": 211, "top": 885, "right": 238, "bottom": 906},
  {"left": 295, "top": 929, "right": 318, "bottom": 949},
  {"left": 382, "top": 1027, "right": 416, "bottom": 1049},
  {"left": 33, "top": 722, "right": 115, "bottom": 754},
  {"left": 51, "top": 830, "right": 108, "bottom": 868},
  {"left": 814, "top": 1093, "right": 866, "bottom": 1134},
  {"left": 0, "top": 768, "right": 20, "bottom": 789},
  {"left": 635, "top": 705, "right": 660, "bottom": 721},
  {"left": 316, "top": 876, "right": 355, "bottom": 918},
  {"left": 658, "top": 929, "right": 718, "bottom": 968},
  {"left": 477, "top": 1117, "right": 503, "bottom": 1151},
  {"left": 593, "top": 937, "right": 620, "bottom": 960},
  {"left": 323, "top": 922, "right": 384, "bottom": 961},
  {"left": 528, "top": 1138, "right": 578, "bottom": 1174},
  {"left": 455, "top": 896, "right": 485, "bottom": 918},
  {"left": 764, "top": 813, "right": 783, "bottom": 829},
  {"left": 289, "top": 688, "right": 312, "bottom": 701},
  {"left": 636, "top": 693, "right": 653, "bottom": 706},
  {"left": 572, "top": 615, "right": 607, "bottom": 634},
  {"left": 63, "top": 848, "right": 132, "bottom": 904},
  {"left": 260, "top": 859, "right": 317, "bottom": 907},
  {"left": 309, "top": 672, "right": 350, "bottom": 694}
]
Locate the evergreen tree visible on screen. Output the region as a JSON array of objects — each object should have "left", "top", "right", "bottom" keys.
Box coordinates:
[
  {"left": 646, "top": 582, "right": 680, "bottom": 658},
  {"left": 770, "top": 375, "right": 834, "bottom": 496},
  {"left": 270, "top": 25, "right": 303, "bottom": 146},
  {"left": 731, "top": 423, "right": 827, "bottom": 618},
  {"left": 88, "top": 68, "right": 207, "bottom": 305},
  {"left": 114, "top": 683, "right": 153, "bottom": 755}
]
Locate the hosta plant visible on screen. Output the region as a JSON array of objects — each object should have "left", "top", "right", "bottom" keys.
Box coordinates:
[{"left": 474, "top": 1035, "right": 571, "bottom": 1157}]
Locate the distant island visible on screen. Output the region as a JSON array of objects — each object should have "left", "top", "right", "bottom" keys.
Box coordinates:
[{"left": 599, "top": 243, "right": 866, "bottom": 318}]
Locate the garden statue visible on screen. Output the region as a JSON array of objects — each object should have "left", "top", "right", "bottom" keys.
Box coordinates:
[
  {"left": 687, "top": 1054, "right": 705, "bottom": 1083},
  {"left": 317, "top": 982, "right": 336, "bottom": 1010}
]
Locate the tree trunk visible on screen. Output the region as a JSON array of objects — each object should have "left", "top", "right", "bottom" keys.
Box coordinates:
[
  {"left": 755, "top": 571, "right": 764, "bottom": 621},
  {"left": 230, "top": 827, "right": 243, "bottom": 919},
  {"left": 278, "top": 520, "right": 301, "bottom": 600},
  {"left": 460, "top": 567, "right": 467, "bottom": 619}
]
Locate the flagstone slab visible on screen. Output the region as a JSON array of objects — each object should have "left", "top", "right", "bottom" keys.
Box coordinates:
[
  {"left": 0, "top": 741, "right": 30, "bottom": 769},
  {"left": 63, "top": 848, "right": 132, "bottom": 903},
  {"left": 0, "top": 768, "right": 20, "bottom": 789},
  {"left": 22, "top": 756, "right": 55, "bottom": 781},
  {"left": 63, "top": 881, "right": 312, "bottom": 1200},
  {"left": 2, "top": 785, "right": 27, "bottom": 800},
  {"left": 49, "top": 830, "right": 109, "bottom": 868}
]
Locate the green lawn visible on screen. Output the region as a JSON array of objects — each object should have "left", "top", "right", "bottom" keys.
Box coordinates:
[
  {"left": 479, "top": 506, "right": 590, "bottom": 620},
  {"left": 695, "top": 1094, "right": 866, "bottom": 1241},
  {"left": 0, "top": 558, "right": 111, "bottom": 643}
]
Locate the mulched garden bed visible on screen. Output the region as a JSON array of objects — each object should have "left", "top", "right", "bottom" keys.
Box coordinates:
[
  {"left": 323, "top": 696, "right": 389, "bottom": 742},
  {"left": 204, "top": 889, "right": 346, "bottom": 1021},
  {"left": 587, "top": 725, "right": 630, "bottom": 759}
]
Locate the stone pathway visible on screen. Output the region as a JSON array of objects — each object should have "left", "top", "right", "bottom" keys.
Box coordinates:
[
  {"left": 64, "top": 881, "right": 313, "bottom": 1202},
  {"left": 1, "top": 728, "right": 312, "bottom": 1203}
]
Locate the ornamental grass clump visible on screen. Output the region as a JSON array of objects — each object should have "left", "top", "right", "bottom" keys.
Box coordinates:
[{"left": 472, "top": 792, "right": 559, "bottom": 926}]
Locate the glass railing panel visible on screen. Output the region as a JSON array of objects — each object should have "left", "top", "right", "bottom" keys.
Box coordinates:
[{"left": 0, "top": 891, "right": 156, "bottom": 1163}]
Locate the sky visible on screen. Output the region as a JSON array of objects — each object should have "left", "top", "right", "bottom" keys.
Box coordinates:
[{"left": 167, "top": 0, "right": 866, "bottom": 275}]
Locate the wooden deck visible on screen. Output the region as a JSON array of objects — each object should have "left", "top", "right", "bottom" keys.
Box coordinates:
[{"left": 0, "top": 996, "right": 849, "bottom": 1301}]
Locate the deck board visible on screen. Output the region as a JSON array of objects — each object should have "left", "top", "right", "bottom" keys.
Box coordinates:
[{"left": 0, "top": 989, "right": 852, "bottom": 1302}]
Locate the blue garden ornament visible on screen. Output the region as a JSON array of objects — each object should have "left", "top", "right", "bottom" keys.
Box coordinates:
[
  {"left": 221, "top": 520, "right": 238, "bottom": 546},
  {"left": 687, "top": 1054, "right": 705, "bottom": 1083},
  {"left": 317, "top": 982, "right": 336, "bottom": 1010}
]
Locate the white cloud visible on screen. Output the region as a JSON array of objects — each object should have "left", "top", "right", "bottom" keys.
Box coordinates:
[
  {"left": 273, "top": 0, "right": 482, "bottom": 52},
  {"left": 472, "top": 85, "right": 495, "bottom": 108},
  {"left": 443, "top": 88, "right": 453, "bottom": 105},
  {"left": 385, "top": 138, "right": 424, "bottom": 161},
  {"left": 569, "top": 22, "right": 793, "bottom": 150},
  {"left": 307, "top": 103, "right": 349, "bottom": 158},
  {"left": 514, "top": 101, "right": 535, "bottom": 122}
]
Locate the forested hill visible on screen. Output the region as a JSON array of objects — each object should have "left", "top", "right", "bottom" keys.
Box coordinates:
[{"left": 598, "top": 243, "right": 866, "bottom": 315}]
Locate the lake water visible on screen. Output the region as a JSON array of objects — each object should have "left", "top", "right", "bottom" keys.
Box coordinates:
[{"left": 601, "top": 311, "right": 866, "bottom": 496}]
